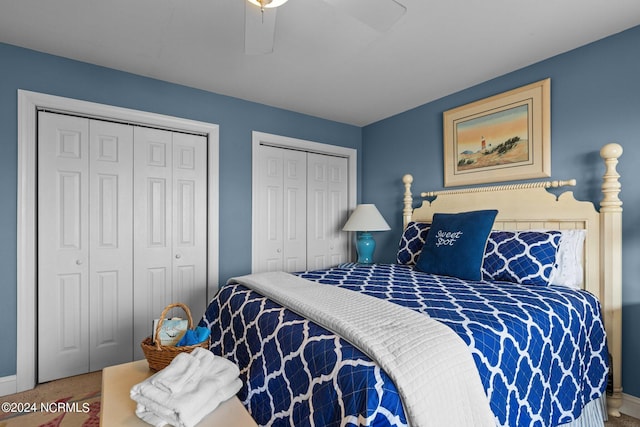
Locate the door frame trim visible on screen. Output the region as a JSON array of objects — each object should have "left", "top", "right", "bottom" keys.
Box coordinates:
[
  {"left": 251, "top": 131, "right": 357, "bottom": 272},
  {"left": 16, "top": 90, "right": 220, "bottom": 392}
]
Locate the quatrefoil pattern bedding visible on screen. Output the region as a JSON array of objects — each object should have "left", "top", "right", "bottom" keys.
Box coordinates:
[
  {"left": 202, "top": 263, "right": 608, "bottom": 427},
  {"left": 482, "top": 230, "right": 562, "bottom": 286},
  {"left": 396, "top": 221, "right": 430, "bottom": 265},
  {"left": 202, "top": 283, "right": 407, "bottom": 426}
]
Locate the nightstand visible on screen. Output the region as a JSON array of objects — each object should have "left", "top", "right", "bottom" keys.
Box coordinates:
[{"left": 101, "top": 359, "right": 257, "bottom": 426}]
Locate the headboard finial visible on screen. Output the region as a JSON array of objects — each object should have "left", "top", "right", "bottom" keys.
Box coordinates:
[
  {"left": 403, "top": 174, "right": 414, "bottom": 228},
  {"left": 600, "top": 143, "right": 623, "bottom": 160},
  {"left": 600, "top": 143, "right": 623, "bottom": 212}
]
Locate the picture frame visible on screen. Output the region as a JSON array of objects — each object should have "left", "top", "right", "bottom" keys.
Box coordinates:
[{"left": 443, "top": 78, "right": 550, "bottom": 187}]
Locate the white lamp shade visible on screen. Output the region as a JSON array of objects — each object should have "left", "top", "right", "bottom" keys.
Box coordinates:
[{"left": 342, "top": 204, "right": 391, "bottom": 232}]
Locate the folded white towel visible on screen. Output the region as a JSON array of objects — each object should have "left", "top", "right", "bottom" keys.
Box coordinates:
[
  {"left": 182, "top": 378, "right": 242, "bottom": 427},
  {"left": 134, "top": 351, "right": 240, "bottom": 405},
  {"left": 134, "top": 377, "right": 242, "bottom": 427},
  {"left": 134, "top": 403, "right": 167, "bottom": 427},
  {"left": 151, "top": 351, "right": 201, "bottom": 394},
  {"left": 131, "top": 348, "right": 242, "bottom": 427},
  {"left": 191, "top": 348, "right": 240, "bottom": 387}
]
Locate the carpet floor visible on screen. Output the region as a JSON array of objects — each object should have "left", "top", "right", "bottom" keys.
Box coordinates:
[
  {"left": 0, "top": 370, "right": 638, "bottom": 426},
  {"left": 607, "top": 413, "right": 640, "bottom": 427}
]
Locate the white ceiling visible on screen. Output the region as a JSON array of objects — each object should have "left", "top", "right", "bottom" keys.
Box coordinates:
[{"left": 1, "top": 0, "right": 639, "bottom": 126}]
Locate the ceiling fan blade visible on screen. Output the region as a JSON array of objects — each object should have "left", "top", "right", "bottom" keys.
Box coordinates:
[
  {"left": 322, "top": 0, "right": 406, "bottom": 32},
  {"left": 245, "top": 2, "right": 278, "bottom": 55}
]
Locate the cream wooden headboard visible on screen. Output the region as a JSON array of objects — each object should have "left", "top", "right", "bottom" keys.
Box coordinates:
[{"left": 401, "top": 143, "right": 623, "bottom": 417}]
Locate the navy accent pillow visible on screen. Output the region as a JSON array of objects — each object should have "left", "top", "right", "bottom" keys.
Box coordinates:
[
  {"left": 396, "top": 222, "right": 431, "bottom": 265},
  {"left": 415, "top": 210, "right": 498, "bottom": 281},
  {"left": 482, "top": 230, "right": 562, "bottom": 286}
]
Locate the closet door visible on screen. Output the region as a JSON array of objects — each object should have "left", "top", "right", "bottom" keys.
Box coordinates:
[
  {"left": 281, "top": 148, "right": 308, "bottom": 272},
  {"left": 88, "top": 120, "right": 134, "bottom": 371},
  {"left": 38, "top": 113, "right": 134, "bottom": 381},
  {"left": 37, "top": 112, "right": 210, "bottom": 377},
  {"left": 254, "top": 145, "right": 307, "bottom": 273},
  {"left": 38, "top": 113, "right": 91, "bottom": 382},
  {"left": 307, "top": 153, "right": 349, "bottom": 270},
  {"left": 133, "top": 127, "right": 172, "bottom": 354},
  {"left": 172, "top": 133, "right": 208, "bottom": 318},
  {"left": 133, "top": 128, "right": 208, "bottom": 356}
]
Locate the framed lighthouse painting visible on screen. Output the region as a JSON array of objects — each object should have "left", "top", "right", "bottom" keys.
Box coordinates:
[{"left": 443, "top": 78, "right": 550, "bottom": 187}]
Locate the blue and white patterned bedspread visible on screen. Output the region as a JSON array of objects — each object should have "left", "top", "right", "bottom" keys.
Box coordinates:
[{"left": 201, "top": 263, "right": 608, "bottom": 427}]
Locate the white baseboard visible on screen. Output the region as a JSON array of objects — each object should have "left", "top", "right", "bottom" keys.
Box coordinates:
[
  {"left": 0, "top": 375, "right": 17, "bottom": 397},
  {"left": 620, "top": 393, "right": 640, "bottom": 419},
  {"left": 621, "top": 393, "right": 640, "bottom": 419}
]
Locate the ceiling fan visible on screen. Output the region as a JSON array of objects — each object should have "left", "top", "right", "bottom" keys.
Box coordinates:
[{"left": 244, "top": 0, "right": 407, "bottom": 55}]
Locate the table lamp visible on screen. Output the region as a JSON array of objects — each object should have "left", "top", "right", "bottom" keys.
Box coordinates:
[{"left": 342, "top": 204, "right": 390, "bottom": 264}]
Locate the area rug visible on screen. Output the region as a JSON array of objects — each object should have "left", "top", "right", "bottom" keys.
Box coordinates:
[{"left": 0, "top": 371, "right": 101, "bottom": 427}]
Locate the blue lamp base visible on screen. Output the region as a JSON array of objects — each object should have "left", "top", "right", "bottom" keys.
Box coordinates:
[{"left": 356, "top": 232, "right": 376, "bottom": 264}]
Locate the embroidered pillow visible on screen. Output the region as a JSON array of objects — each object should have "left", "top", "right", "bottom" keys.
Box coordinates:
[
  {"left": 482, "top": 230, "right": 562, "bottom": 286},
  {"left": 415, "top": 210, "right": 498, "bottom": 281},
  {"left": 396, "top": 222, "right": 430, "bottom": 265}
]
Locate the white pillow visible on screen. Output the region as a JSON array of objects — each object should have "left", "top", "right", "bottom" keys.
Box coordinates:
[{"left": 549, "top": 229, "right": 586, "bottom": 289}]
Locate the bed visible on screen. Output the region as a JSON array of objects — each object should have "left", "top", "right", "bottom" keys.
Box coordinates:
[{"left": 200, "top": 143, "right": 623, "bottom": 426}]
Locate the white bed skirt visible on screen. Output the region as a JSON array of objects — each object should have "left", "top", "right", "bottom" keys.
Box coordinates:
[{"left": 560, "top": 396, "right": 606, "bottom": 427}]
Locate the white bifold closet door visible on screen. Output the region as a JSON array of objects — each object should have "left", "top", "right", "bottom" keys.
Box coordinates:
[
  {"left": 254, "top": 145, "right": 349, "bottom": 273},
  {"left": 255, "top": 145, "right": 308, "bottom": 272},
  {"left": 38, "top": 113, "right": 134, "bottom": 382},
  {"left": 306, "top": 152, "right": 349, "bottom": 270},
  {"left": 38, "top": 112, "right": 207, "bottom": 381},
  {"left": 132, "top": 127, "right": 207, "bottom": 359}
]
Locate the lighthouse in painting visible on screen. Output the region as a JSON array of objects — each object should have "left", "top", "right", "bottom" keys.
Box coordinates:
[{"left": 481, "top": 136, "right": 486, "bottom": 151}]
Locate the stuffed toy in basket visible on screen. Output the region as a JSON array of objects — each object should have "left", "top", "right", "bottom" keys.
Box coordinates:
[{"left": 141, "top": 302, "right": 210, "bottom": 371}]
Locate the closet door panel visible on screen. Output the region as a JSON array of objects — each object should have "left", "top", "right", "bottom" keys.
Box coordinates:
[
  {"left": 133, "top": 127, "right": 173, "bottom": 355},
  {"left": 254, "top": 146, "right": 285, "bottom": 272},
  {"left": 88, "top": 120, "right": 134, "bottom": 370},
  {"left": 308, "top": 182, "right": 327, "bottom": 270},
  {"left": 326, "top": 156, "right": 349, "bottom": 265},
  {"left": 172, "top": 133, "right": 207, "bottom": 318},
  {"left": 307, "top": 153, "right": 349, "bottom": 270},
  {"left": 282, "top": 150, "right": 307, "bottom": 272},
  {"left": 254, "top": 145, "right": 308, "bottom": 273},
  {"left": 38, "top": 112, "right": 90, "bottom": 382}
]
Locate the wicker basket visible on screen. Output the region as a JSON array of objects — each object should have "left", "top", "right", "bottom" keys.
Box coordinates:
[{"left": 140, "top": 302, "right": 210, "bottom": 371}]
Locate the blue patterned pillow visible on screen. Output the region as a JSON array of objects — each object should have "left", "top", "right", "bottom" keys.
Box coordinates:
[
  {"left": 482, "top": 230, "right": 562, "bottom": 286},
  {"left": 396, "top": 222, "right": 431, "bottom": 265},
  {"left": 415, "top": 210, "right": 498, "bottom": 281}
]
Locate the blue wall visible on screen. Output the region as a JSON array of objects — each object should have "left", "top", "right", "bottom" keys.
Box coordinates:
[
  {"left": 0, "top": 42, "right": 362, "bottom": 377},
  {"left": 362, "top": 25, "right": 640, "bottom": 398}
]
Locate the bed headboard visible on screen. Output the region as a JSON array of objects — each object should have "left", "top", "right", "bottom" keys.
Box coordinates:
[{"left": 401, "top": 143, "right": 623, "bottom": 417}]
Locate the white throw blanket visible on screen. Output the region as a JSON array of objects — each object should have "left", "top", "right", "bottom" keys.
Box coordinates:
[
  {"left": 131, "top": 347, "right": 242, "bottom": 427},
  {"left": 230, "top": 271, "right": 496, "bottom": 427}
]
